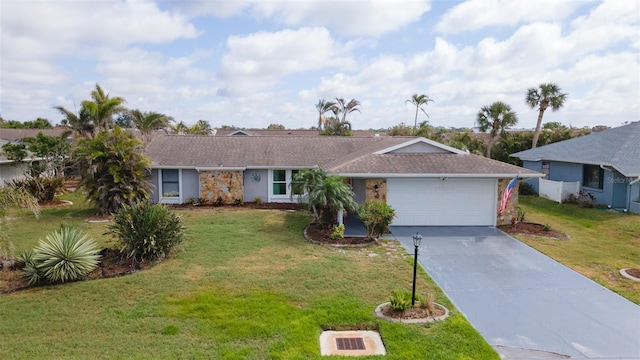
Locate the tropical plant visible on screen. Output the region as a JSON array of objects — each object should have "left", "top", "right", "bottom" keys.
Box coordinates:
[
  {"left": 55, "top": 105, "right": 95, "bottom": 138},
  {"left": 358, "top": 200, "right": 396, "bottom": 239},
  {"left": 266, "top": 123, "right": 285, "bottom": 130},
  {"left": 308, "top": 176, "right": 358, "bottom": 227},
  {"left": 73, "top": 127, "right": 151, "bottom": 215},
  {"left": 331, "top": 97, "right": 361, "bottom": 124},
  {"left": 320, "top": 116, "right": 353, "bottom": 136},
  {"left": 81, "top": 83, "right": 127, "bottom": 132},
  {"left": 291, "top": 168, "right": 327, "bottom": 220},
  {"left": 109, "top": 202, "right": 186, "bottom": 261},
  {"left": 190, "top": 120, "right": 213, "bottom": 135},
  {"left": 21, "top": 226, "right": 101, "bottom": 284},
  {"left": 18, "top": 250, "right": 42, "bottom": 285},
  {"left": 6, "top": 176, "right": 64, "bottom": 202},
  {"left": 387, "top": 123, "right": 413, "bottom": 136},
  {"left": 406, "top": 94, "right": 434, "bottom": 135},
  {"left": 525, "top": 83, "right": 568, "bottom": 148},
  {"left": 476, "top": 101, "right": 518, "bottom": 158},
  {"left": 390, "top": 290, "right": 415, "bottom": 311},
  {"left": 315, "top": 98, "right": 335, "bottom": 130},
  {"left": 130, "top": 109, "right": 173, "bottom": 145}
]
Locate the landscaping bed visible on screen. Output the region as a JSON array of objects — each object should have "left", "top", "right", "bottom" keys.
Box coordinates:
[{"left": 498, "top": 222, "right": 569, "bottom": 239}]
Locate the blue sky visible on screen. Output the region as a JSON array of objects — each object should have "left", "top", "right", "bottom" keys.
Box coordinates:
[{"left": 1, "top": 0, "right": 638, "bottom": 130}]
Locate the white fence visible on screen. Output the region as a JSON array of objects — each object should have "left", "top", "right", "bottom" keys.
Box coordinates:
[{"left": 539, "top": 179, "right": 580, "bottom": 203}]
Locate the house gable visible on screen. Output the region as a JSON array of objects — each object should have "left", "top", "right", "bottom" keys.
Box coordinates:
[{"left": 374, "top": 137, "right": 466, "bottom": 155}]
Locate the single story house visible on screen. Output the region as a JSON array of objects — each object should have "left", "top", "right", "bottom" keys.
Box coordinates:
[
  {"left": 145, "top": 135, "right": 542, "bottom": 226},
  {"left": 511, "top": 121, "right": 640, "bottom": 214}
]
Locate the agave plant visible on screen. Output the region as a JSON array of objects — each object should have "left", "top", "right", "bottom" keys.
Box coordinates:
[
  {"left": 31, "top": 226, "right": 101, "bottom": 283},
  {"left": 18, "top": 250, "right": 43, "bottom": 285}
]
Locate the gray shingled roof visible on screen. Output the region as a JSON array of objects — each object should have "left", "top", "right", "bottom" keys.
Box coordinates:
[
  {"left": 511, "top": 122, "right": 640, "bottom": 177},
  {"left": 145, "top": 134, "right": 538, "bottom": 177}
]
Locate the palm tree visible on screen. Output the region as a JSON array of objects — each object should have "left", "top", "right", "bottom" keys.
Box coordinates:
[
  {"left": 307, "top": 176, "right": 358, "bottom": 227},
  {"left": 315, "top": 99, "right": 335, "bottom": 130},
  {"left": 525, "top": 83, "right": 568, "bottom": 148},
  {"left": 477, "top": 101, "right": 518, "bottom": 158},
  {"left": 332, "top": 98, "right": 361, "bottom": 124},
  {"left": 130, "top": 109, "right": 173, "bottom": 145},
  {"left": 190, "top": 120, "right": 213, "bottom": 135},
  {"left": 169, "top": 121, "right": 189, "bottom": 135},
  {"left": 405, "top": 94, "right": 434, "bottom": 135},
  {"left": 81, "top": 83, "right": 127, "bottom": 133},
  {"left": 54, "top": 105, "right": 95, "bottom": 138},
  {"left": 291, "top": 168, "right": 327, "bottom": 222}
]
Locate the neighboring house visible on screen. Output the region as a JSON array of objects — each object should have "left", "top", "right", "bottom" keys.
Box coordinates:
[
  {"left": 215, "top": 129, "right": 382, "bottom": 137},
  {"left": 146, "top": 135, "right": 541, "bottom": 226},
  {"left": 511, "top": 121, "right": 640, "bottom": 214},
  {"left": 0, "top": 128, "right": 68, "bottom": 186}
]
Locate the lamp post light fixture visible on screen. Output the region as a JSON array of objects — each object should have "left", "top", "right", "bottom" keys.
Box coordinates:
[{"left": 411, "top": 232, "right": 423, "bottom": 306}]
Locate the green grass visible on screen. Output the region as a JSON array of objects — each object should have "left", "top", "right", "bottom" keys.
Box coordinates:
[
  {"left": 0, "top": 196, "right": 497, "bottom": 359},
  {"left": 516, "top": 195, "right": 640, "bottom": 304}
]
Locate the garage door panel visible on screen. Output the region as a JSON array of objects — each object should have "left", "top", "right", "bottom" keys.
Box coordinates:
[{"left": 387, "top": 179, "right": 496, "bottom": 226}]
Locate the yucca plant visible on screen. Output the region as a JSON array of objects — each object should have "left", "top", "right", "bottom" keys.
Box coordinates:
[
  {"left": 18, "top": 250, "right": 43, "bottom": 285},
  {"left": 30, "top": 226, "right": 101, "bottom": 283}
]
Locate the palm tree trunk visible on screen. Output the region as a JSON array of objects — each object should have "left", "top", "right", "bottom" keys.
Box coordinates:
[
  {"left": 531, "top": 109, "right": 545, "bottom": 148},
  {"left": 413, "top": 107, "right": 419, "bottom": 136},
  {"left": 485, "top": 138, "right": 494, "bottom": 158}
]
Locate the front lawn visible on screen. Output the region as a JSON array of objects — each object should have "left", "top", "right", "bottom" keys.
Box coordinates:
[
  {"left": 516, "top": 195, "right": 640, "bottom": 304},
  {"left": 1, "top": 194, "right": 497, "bottom": 359}
]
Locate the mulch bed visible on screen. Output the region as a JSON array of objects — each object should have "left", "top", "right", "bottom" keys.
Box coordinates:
[
  {"left": 0, "top": 248, "right": 151, "bottom": 294},
  {"left": 498, "top": 222, "right": 570, "bottom": 240},
  {"left": 379, "top": 303, "right": 446, "bottom": 320},
  {"left": 304, "top": 224, "right": 374, "bottom": 246},
  {"left": 170, "top": 202, "right": 304, "bottom": 211},
  {"left": 625, "top": 268, "right": 640, "bottom": 279}
]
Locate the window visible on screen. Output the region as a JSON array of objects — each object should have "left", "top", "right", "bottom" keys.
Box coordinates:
[
  {"left": 541, "top": 161, "right": 550, "bottom": 178},
  {"left": 271, "top": 169, "right": 301, "bottom": 198},
  {"left": 273, "top": 170, "right": 287, "bottom": 195},
  {"left": 161, "top": 169, "right": 180, "bottom": 198},
  {"left": 583, "top": 165, "right": 603, "bottom": 189}
]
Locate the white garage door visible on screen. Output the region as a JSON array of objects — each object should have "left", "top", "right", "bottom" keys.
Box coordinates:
[{"left": 387, "top": 178, "right": 497, "bottom": 226}]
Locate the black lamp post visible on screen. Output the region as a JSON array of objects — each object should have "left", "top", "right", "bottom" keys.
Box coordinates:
[{"left": 411, "top": 232, "right": 422, "bottom": 306}]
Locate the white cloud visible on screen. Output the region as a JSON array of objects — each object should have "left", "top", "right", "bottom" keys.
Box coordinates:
[
  {"left": 436, "top": 0, "right": 585, "bottom": 34},
  {"left": 1, "top": 0, "right": 198, "bottom": 59},
  {"left": 220, "top": 27, "right": 354, "bottom": 93}
]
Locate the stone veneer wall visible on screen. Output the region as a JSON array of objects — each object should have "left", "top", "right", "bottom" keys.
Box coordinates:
[
  {"left": 365, "top": 179, "right": 387, "bottom": 202},
  {"left": 497, "top": 178, "right": 520, "bottom": 225},
  {"left": 199, "top": 170, "right": 243, "bottom": 205}
]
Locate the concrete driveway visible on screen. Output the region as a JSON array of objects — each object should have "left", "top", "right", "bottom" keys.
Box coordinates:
[{"left": 389, "top": 226, "right": 640, "bottom": 360}]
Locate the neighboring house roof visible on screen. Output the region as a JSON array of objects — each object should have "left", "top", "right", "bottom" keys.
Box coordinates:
[
  {"left": 146, "top": 135, "right": 539, "bottom": 178},
  {"left": 511, "top": 122, "right": 640, "bottom": 177},
  {"left": 214, "top": 129, "right": 382, "bottom": 137},
  {"left": 0, "top": 128, "right": 67, "bottom": 142}
]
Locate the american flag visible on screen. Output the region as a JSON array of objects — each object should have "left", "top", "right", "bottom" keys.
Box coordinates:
[{"left": 499, "top": 175, "right": 519, "bottom": 215}]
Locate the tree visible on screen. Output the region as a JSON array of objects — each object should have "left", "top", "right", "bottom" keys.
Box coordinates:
[
  {"left": 292, "top": 169, "right": 357, "bottom": 227},
  {"left": 387, "top": 123, "right": 413, "bottom": 136},
  {"left": 81, "top": 83, "right": 127, "bottom": 134},
  {"left": 315, "top": 99, "right": 335, "bottom": 130},
  {"left": 476, "top": 101, "right": 518, "bottom": 158},
  {"left": 130, "top": 109, "right": 173, "bottom": 145},
  {"left": 321, "top": 116, "right": 353, "bottom": 136},
  {"left": 73, "top": 127, "right": 151, "bottom": 216},
  {"left": 55, "top": 105, "right": 95, "bottom": 138},
  {"left": 331, "top": 98, "right": 361, "bottom": 124},
  {"left": 267, "top": 123, "right": 285, "bottom": 130},
  {"left": 190, "top": 120, "right": 213, "bottom": 135},
  {"left": 405, "top": 94, "right": 433, "bottom": 135},
  {"left": 307, "top": 176, "right": 358, "bottom": 227},
  {"left": 525, "top": 83, "right": 568, "bottom": 149}
]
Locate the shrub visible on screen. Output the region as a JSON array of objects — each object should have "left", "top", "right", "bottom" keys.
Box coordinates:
[
  {"left": 330, "top": 224, "right": 345, "bottom": 240},
  {"left": 358, "top": 200, "right": 395, "bottom": 239},
  {"left": 389, "top": 290, "right": 414, "bottom": 311},
  {"left": 577, "top": 190, "right": 596, "bottom": 208},
  {"left": 418, "top": 292, "right": 436, "bottom": 315},
  {"left": 518, "top": 182, "right": 536, "bottom": 195},
  {"left": 110, "top": 202, "right": 185, "bottom": 261},
  {"left": 543, "top": 223, "right": 552, "bottom": 231},
  {"left": 20, "top": 226, "right": 101, "bottom": 284},
  {"left": 253, "top": 197, "right": 263, "bottom": 205},
  {"left": 516, "top": 207, "right": 526, "bottom": 222},
  {"left": 6, "top": 176, "right": 64, "bottom": 202}
]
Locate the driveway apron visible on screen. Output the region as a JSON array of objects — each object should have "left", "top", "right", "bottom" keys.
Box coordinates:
[{"left": 389, "top": 226, "right": 640, "bottom": 360}]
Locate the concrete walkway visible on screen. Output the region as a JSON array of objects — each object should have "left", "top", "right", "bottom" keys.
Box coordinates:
[{"left": 389, "top": 226, "right": 640, "bottom": 360}]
